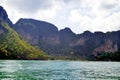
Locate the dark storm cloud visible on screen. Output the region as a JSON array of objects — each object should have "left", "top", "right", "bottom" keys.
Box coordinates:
[{"left": 7, "top": 0, "right": 52, "bottom": 13}]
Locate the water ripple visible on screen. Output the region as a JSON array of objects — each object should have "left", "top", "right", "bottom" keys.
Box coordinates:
[{"left": 0, "top": 60, "right": 120, "bottom": 80}]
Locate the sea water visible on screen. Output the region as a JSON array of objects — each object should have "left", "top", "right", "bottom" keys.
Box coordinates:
[{"left": 0, "top": 60, "right": 120, "bottom": 80}]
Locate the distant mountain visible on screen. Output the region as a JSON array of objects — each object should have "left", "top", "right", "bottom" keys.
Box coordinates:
[
  {"left": 0, "top": 6, "right": 48, "bottom": 60},
  {"left": 73, "top": 31, "right": 120, "bottom": 60},
  {"left": 1, "top": 6, "right": 120, "bottom": 60},
  {"left": 0, "top": 21, "right": 49, "bottom": 59},
  {"left": 0, "top": 6, "right": 13, "bottom": 27},
  {"left": 14, "top": 18, "right": 120, "bottom": 60}
]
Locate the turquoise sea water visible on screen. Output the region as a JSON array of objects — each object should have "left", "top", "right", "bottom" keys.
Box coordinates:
[{"left": 0, "top": 60, "right": 120, "bottom": 80}]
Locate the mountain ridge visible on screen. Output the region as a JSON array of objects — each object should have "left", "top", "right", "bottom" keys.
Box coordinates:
[
  {"left": 0, "top": 6, "right": 49, "bottom": 60},
  {"left": 14, "top": 18, "right": 120, "bottom": 60},
  {"left": 0, "top": 6, "right": 120, "bottom": 60}
]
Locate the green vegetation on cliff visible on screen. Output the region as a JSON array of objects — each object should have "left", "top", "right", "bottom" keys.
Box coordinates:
[
  {"left": 0, "top": 21, "right": 49, "bottom": 59},
  {"left": 95, "top": 51, "right": 120, "bottom": 61}
]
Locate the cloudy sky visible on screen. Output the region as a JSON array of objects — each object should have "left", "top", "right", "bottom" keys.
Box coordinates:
[{"left": 0, "top": 0, "right": 120, "bottom": 33}]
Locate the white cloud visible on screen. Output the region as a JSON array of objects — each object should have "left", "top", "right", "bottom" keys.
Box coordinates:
[
  {"left": 69, "top": 9, "right": 91, "bottom": 23},
  {"left": 68, "top": 0, "right": 120, "bottom": 33},
  {"left": 33, "top": 0, "right": 61, "bottom": 20},
  {"left": 6, "top": 0, "right": 53, "bottom": 13},
  {"left": 69, "top": 9, "right": 120, "bottom": 33},
  {"left": 0, "top": 0, "right": 120, "bottom": 33},
  {"left": 0, "top": 0, "right": 61, "bottom": 23}
]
